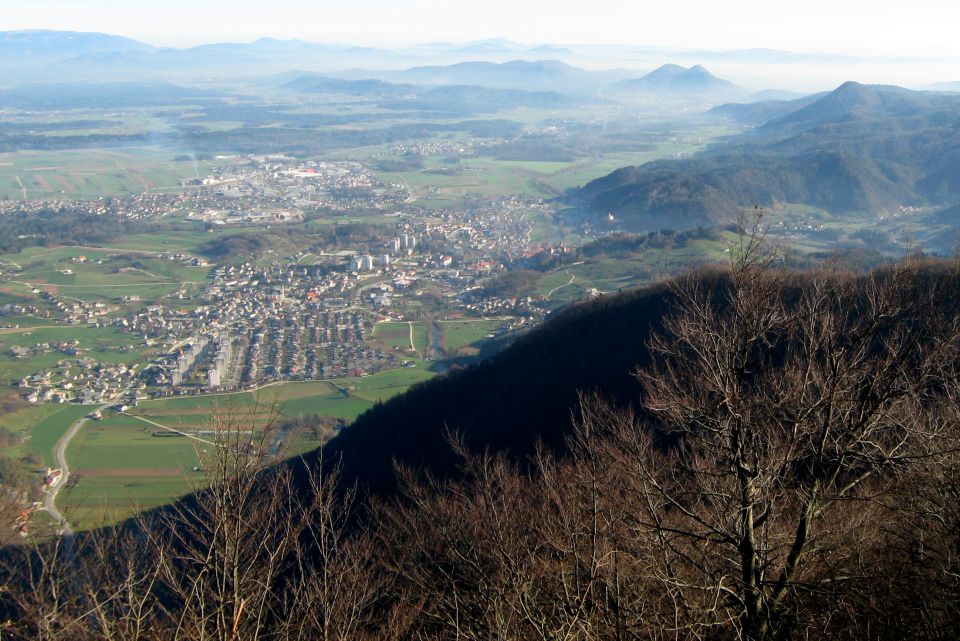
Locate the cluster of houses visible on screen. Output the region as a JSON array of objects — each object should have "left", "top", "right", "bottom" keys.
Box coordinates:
[
  {"left": 463, "top": 295, "right": 543, "bottom": 318},
  {"left": 388, "top": 140, "right": 478, "bottom": 156},
  {"left": 239, "top": 310, "right": 390, "bottom": 384},
  {"left": 0, "top": 303, "right": 45, "bottom": 320},
  {"left": 18, "top": 355, "right": 138, "bottom": 405},
  {"left": 3, "top": 157, "right": 590, "bottom": 408},
  {"left": 39, "top": 291, "right": 113, "bottom": 324},
  {"left": 0, "top": 191, "right": 189, "bottom": 221},
  {"left": 183, "top": 158, "right": 408, "bottom": 222}
]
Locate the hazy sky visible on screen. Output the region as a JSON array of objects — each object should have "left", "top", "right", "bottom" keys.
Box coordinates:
[{"left": 3, "top": 0, "right": 959, "bottom": 58}]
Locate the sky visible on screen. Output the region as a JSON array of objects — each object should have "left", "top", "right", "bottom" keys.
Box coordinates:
[{"left": 3, "top": 0, "right": 960, "bottom": 58}]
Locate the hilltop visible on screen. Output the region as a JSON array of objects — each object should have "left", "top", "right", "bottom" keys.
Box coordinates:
[
  {"left": 611, "top": 63, "right": 744, "bottom": 99},
  {"left": 578, "top": 82, "right": 960, "bottom": 228},
  {"left": 330, "top": 59, "right": 636, "bottom": 96}
]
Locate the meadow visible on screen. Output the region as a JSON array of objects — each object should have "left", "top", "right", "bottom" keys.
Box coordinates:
[
  {"left": 0, "top": 147, "right": 220, "bottom": 200},
  {"left": 59, "top": 367, "right": 436, "bottom": 528},
  {"left": 368, "top": 125, "right": 733, "bottom": 209}
]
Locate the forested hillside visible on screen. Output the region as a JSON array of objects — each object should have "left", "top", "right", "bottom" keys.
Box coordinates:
[
  {"left": 580, "top": 83, "right": 960, "bottom": 227},
  {"left": 6, "top": 250, "right": 958, "bottom": 641}
]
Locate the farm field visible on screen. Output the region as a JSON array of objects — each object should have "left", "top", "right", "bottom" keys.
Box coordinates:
[
  {"left": 369, "top": 126, "right": 733, "bottom": 206},
  {"left": 0, "top": 147, "right": 222, "bottom": 200},
  {"left": 439, "top": 319, "right": 505, "bottom": 353},
  {"left": 373, "top": 321, "right": 419, "bottom": 353},
  {"left": 0, "top": 403, "right": 91, "bottom": 466},
  {"left": 59, "top": 367, "right": 435, "bottom": 528},
  {"left": 0, "top": 244, "right": 213, "bottom": 306},
  {"left": 373, "top": 318, "right": 507, "bottom": 361}
]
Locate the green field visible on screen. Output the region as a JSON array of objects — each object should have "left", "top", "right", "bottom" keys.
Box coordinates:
[
  {"left": 372, "top": 319, "right": 502, "bottom": 360},
  {"left": 370, "top": 126, "right": 734, "bottom": 204},
  {"left": 1, "top": 245, "right": 212, "bottom": 302},
  {"left": 0, "top": 403, "right": 90, "bottom": 465},
  {"left": 531, "top": 236, "right": 736, "bottom": 304},
  {"left": 106, "top": 228, "right": 239, "bottom": 254},
  {"left": 373, "top": 322, "right": 416, "bottom": 351},
  {"left": 440, "top": 319, "right": 506, "bottom": 353},
  {"left": 25, "top": 405, "right": 92, "bottom": 467},
  {"left": 373, "top": 321, "right": 433, "bottom": 357},
  {"left": 0, "top": 147, "right": 223, "bottom": 200},
  {"left": 59, "top": 368, "right": 434, "bottom": 528}
]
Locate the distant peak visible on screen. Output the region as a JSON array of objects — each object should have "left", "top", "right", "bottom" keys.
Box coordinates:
[
  {"left": 824, "top": 81, "right": 906, "bottom": 104},
  {"left": 830, "top": 81, "right": 910, "bottom": 96},
  {"left": 833, "top": 80, "right": 867, "bottom": 94},
  {"left": 649, "top": 63, "right": 688, "bottom": 74}
]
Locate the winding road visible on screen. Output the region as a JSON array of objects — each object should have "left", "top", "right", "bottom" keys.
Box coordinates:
[
  {"left": 43, "top": 386, "right": 132, "bottom": 536},
  {"left": 546, "top": 269, "right": 577, "bottom": 299}
]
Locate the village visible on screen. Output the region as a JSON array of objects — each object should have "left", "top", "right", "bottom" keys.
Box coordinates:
[{"left": 4, "top": 156, "right": 569, "bottom": 407}]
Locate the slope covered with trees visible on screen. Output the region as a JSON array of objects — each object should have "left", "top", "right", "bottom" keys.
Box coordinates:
[
  {"left": 579, "top": 83, "right": 960, "bottom": 228},
  {"left": 4, "top": 242, "right": 960, "bottom": 640}
]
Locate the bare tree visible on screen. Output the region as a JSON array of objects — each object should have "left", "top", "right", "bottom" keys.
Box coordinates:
[
  {"left": 374, "top": 445, "right": 543, "bottom": 641},
  {"left": 0, "top": 531, "right": 84, "bottom": 641},
  {"left": 134, "top": 401, "right": 316, "bottom": 641},
  {"left": 5, "top": 225, "right": 960, "bottom": 641},
  {"left": 1, "top": 397, "right": 376, "bottom": 641},
  {"left": 281, "top": 453, "right": 384, "bottom": 641},
  {"left": 614, "top": 224, "right": 960, "bottom": 639},
  {"left": 77, "top": 525, "right": 164, "bottom": 641}
]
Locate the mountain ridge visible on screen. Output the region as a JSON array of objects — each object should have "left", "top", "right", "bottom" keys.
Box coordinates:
[{"left": 579, "top": 82, "right": 960, "bottom": 227}]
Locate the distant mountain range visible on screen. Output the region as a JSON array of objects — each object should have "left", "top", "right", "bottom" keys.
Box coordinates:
[
  {"left": 0, "top": 29, "right": 154, "bottom": 59},
  {"left": 0, "top": 28, "right": 755, "bottom": 107},
  {"left": 1, "top": 28, "right": 953, "bottom": 94},
  {"left": 325, "top": 61, "right": 752, "bottom": 101},
  {"left": 422, "top": 37, "right": 574, "bottom": 57},
  {"left": 579, "top": 82, "right": 960, "bottom": 227},
  {"left": 284, "top": 73, "right": 577, "bottom": 113},
  {"left": 0, "top": 31, "right": 595, "bottom": 84},
  {"left": 0, "top": 29, "right": 798, "bottom": 98},
  {"left": 328, "top": 59, "right": 637, "bottom": 97},
  {"left": 0, "top": 31, "right": 401, "bottom": 82}
]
